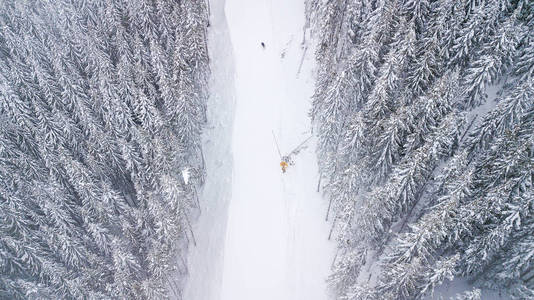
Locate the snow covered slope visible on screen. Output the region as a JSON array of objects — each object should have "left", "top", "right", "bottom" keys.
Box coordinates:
[
  {"left": 185, "top": 0, "right": 334, "bottom": 299},
  {"left": 183, "top": 0, "right": 236, "bottom": 299},
  {"left": 220, "top": 0, "right": 335, "bottom": 299}
]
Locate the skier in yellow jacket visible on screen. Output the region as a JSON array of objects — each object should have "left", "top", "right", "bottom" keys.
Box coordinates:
[
  {"left": 274, "top": 134, "right": 310, "bottom": 174},
  {"left": 280, "top": 155, "right": 294, "bottom": 173},
  {"left": 280, "top": 160, "right": 288, "bottom": 173}
]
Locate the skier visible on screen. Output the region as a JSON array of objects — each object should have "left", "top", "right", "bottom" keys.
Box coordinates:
[
  {"left": 280, "top": 160, "right": 288, "bottom": 173},
  {"left": 272, "top": 131, "right": 309, "bottom": 174},
  {"left": 261, "top": 42, "right": 265, "bottom": 49}
]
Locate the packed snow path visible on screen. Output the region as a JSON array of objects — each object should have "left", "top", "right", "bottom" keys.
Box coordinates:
[
  {"left": 185, "top": 0, "right": 334, "bottom": 299},
  {"left": 221, "top": 0, "right": 335, "bottom": 298}
]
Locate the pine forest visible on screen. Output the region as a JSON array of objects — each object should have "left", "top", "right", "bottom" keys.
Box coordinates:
[
  {"left": 1, "top": 0, "right": 209, "bottom": 298},
  {"left": 308, "top": 0, "right": 534, "bottom": 299}
]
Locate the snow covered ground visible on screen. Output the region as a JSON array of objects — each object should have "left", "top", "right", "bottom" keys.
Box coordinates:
[
  {"left": 184, "top": 0, "right": 335, "bottom": 299},
  {"left": 182, "top": 0, "right": 236, "bottom": 299}
]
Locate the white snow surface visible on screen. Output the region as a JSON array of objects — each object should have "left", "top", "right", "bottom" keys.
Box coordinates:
[
  {"left": 182, "top": 0, "right": 235, "bottom": 298},
  {"left": 182, "top": 168, "right": 191, "bottom": 185},
  {"left": 184, "top": 0, "right": 335, "bottom": 299}
]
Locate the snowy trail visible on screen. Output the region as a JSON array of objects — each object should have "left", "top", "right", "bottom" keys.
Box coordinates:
[
  {"left": 184, "top": 0, "right": 334, "bottom": 299},
  {"left": 220, "top": 0, "right": 335, "bottom": 299}
]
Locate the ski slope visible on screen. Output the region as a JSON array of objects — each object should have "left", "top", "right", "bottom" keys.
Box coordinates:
[{"left": 185, "top": 0, "right": 335, "bottom": 299}]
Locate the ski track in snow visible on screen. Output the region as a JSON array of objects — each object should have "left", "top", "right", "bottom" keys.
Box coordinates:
[{"left": 185, "top": 0, "right": 335, "bottom": 299}]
